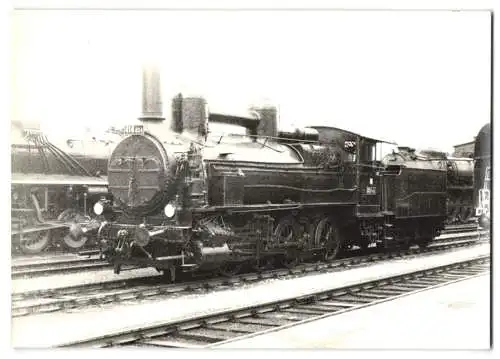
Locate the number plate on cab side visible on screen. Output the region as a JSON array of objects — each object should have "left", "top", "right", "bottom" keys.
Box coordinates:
[{"left": 344, "top": 140, "right": 357, "bottom": 153}]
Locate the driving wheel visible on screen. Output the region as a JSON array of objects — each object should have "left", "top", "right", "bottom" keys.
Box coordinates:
[
  {"left": 19, "top": 230, "right": 51, "bottom": 254},
  {"left": 313, "top": 216, "right": 341, "bottom": 261}
]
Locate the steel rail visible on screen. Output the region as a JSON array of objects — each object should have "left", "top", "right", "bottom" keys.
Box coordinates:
[
  {"left": 59, "top": 256, "right": 490, "bottom": 348},
  {"left": 12, "top": 234, "right": 488, "bottom": 318},
  {"left": 11, "top": 257, "right": 110, "bottom": 279}
]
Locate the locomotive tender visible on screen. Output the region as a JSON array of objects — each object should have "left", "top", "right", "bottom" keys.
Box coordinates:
[
  {"left": 444, "top": 156, "right": 474, "bottom": 223},
  {"left": 417, "top": 150, "right": 474, "bottom": 224},
  {"left": 80, "top": 70, "right": 448, "bottom": 281}
]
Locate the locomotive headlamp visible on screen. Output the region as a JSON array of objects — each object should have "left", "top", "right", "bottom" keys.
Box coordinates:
[
  {"left": 93, "top": 202, "right": 104, "bottom": 215},
  {"left": 93, "top": 199, "right": 113, "bottom": 218},
  {"left": 164, "top": 202, "right": 176, "bottom": 218},
  {"left": 134, "top": 226, "right": 150, "bottom": 247}
]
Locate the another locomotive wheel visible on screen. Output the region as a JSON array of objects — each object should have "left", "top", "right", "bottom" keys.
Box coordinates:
[
  {"left": 273, "top": 216, "right": 299, "bottom": 245},
  {"left": 59, "top": 210, "right": 90, "bottom": 250},
  {"left": 313, "top": 216, "right": 341, "bottom": 261},
  {"left": 19, "top": 230, "right": 51, "bottom": 254},
  {"left": 273, "top": 217, "right": 301, "bottom": 267}
]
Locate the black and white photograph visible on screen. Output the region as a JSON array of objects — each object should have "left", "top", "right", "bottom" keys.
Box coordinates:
[{"left": 6, "top": 0, "right": 494, "bottom": 352}]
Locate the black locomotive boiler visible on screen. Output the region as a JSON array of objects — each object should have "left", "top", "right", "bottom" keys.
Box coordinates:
[
  {"left": 11, "top": 122, "right": 109, "bottom": 253},
  {"left": 81, "top": 84, "right": 448, "bottom": 280}
]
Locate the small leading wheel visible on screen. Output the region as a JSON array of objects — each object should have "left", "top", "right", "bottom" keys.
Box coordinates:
[
  {"left": 62, "top": 223, "right": 90, "bottom": 251},
  {"left": 59, "top": 210, "right": 90, "bottom": 251},
  {"left": 313, "top": 216, "right": 341, "bottom": 261},
  {"left": 18, "top": 230, "right": 51, "bottom": 254}
]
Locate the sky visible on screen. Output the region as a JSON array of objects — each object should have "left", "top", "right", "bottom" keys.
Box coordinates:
[{"left": 11, "top": 9, "right": 491, "bottom": 153}]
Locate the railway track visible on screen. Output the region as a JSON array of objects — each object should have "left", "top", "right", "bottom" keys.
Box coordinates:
[
  {"left": 11, "top": 225, "right": 485, "bottom": 279},
  {"left": 58, "top": 255, "right": 490, "bottom": 348},
  {"left": 442, "top": 223, "right": 480, "bottom": 234},
  {"left": 11, "top": 256, "right": 110, "bottom": 279},
  {"left": 11, "top": 234, "right": 488, "bottom": 318}
]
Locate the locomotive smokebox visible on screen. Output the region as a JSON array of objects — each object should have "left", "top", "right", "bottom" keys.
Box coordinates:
[
  {"left": 252, "top": 105, "right": 278, "bottom": 138},
  {"left": 139, "top": 66, "right": 164, "bottom": 122}
]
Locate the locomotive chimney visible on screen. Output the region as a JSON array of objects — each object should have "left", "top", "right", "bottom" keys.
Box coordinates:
[
  {"left": 251, "top": 105, "right": 279, "bottom": 138},
  {"left": 139, "top": 65, "right": 164, "bottom": 122},
  {"left": 171, "top": 94, "right": 208, "bottom": 138}
]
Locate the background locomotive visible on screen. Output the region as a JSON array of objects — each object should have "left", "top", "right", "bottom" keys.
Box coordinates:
[
  {"left": 11, "top": 121, "right": 110, "bottom": 254},
  {"left": 78, "top": 68, "right": 449, "bottom": 281},
  {"left": 51, "top": 127, "right": 122, "bottom": 179},
  {"left": 473, "top": 123, "right": 491, "bottom": 229}
]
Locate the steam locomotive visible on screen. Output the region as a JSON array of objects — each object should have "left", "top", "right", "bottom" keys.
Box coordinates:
[
  {"left": 75, "top": 81, "right": 449, "bottom": 281},
  {"left": 11, "top": 122, "right": 110, "bottom": 254},
  {"left": 473, "top": 123, "right": 491, "bottom": 229}
]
